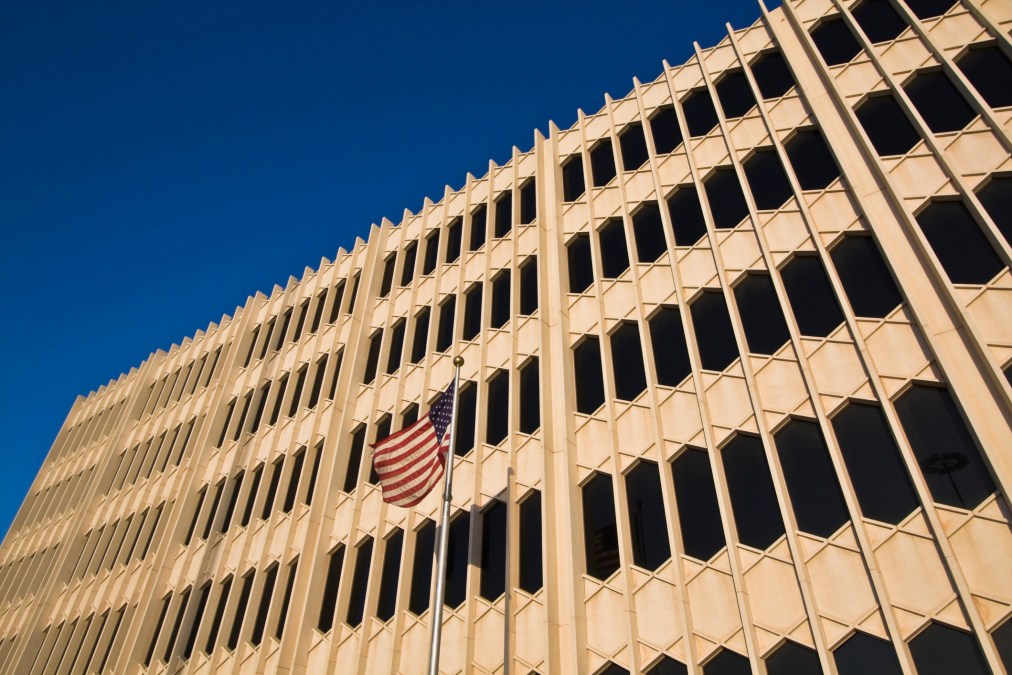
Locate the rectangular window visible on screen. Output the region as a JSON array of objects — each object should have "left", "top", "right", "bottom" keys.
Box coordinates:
[
  {"left": 282, "top": 448, "right": 306, "bottom": 514},
  {"left": 240, "top": 465, "right": 263, "bottom": 528},
  {"left": 327, "top": 350, "right": 343, "bottom": 400},
  {"left": 582, "top": 473, "right": 620, "bottom": 579},
  {"left": 226, "top": 571, "right": 255, "bottom": 650},
  {"left": 494, "top": 192, "right": 512, "bottom": 237},
  {"left": 201, "top": 481, "right": 225, "bottom": 540},
  {"left": 379, "top": 254, "right": 396, "bottom": 298},
  {"left": 231, "top": 391, "right": 253, "bottom": 442},
  {"left": 182, "top": 582, "right": 210, "bottom": 659},
  {"left": 518, "top": 491, "right": 543, "bottom": 593},
  {"left": 260, "top": 459, "right": 284, "bottom": 520},
  {"left": 345, "top": 538, "right": 373, "bottom": 628},
  {"left": 410, "top": 307, "right": 430, "bottom": 364},
  {"left": 590, "top": 139, "right": 617, "bottom": 187},
  {"left": 243, "top": 326, "right": 261, "bottom": 367},
  {"left": 304, "top": 442, "right": 322, "bottom": 506},
  {"left": 567, "top": 234, "right": 594, "bottom": 294},
  {"left": 444, "top": 513, "right": 470, "bottom": 608},
  {"left": 328, "top": 281, "right": 345, "bottom": 324},
  {"left": 690, "top": 290, "right": 739, "bottom": 372},
  {"left": 318, "top": 546, "right": 345, "bottom": 632},
  {"left": 422, "top": 231, "right": 439, "bottom": 275},
  {"left": 273, "top": 308, "right": 293, "bottom": 351},
  {"left": 436, "top": 297, "right": 456, "bottom": 352},
  {"left": 574, "top": 337, "right": 605, "bottom": 414},
  {"left": 463, "top": 283, "right": 482, "bottom": 341},
  {"left": 486, "top": 370, "right": 509, "bottom": 446},
  {"left": 144, "top": 597, "right": 170, "bottom": 667},
  {"left": 346, "top": 274, "right": 360, "bottom": 314},
  {"left": 520, "top": 179, "right": 536, "bottom": 224},
  {"left": 162, "top": 587, "right": 190, "bottom": 663},
  {"left": 386, "top": 320, "right": 405, "bottom": 375},
  {"left": 343, "top": 426, "right": 367, "bottom": 492},
  {"left": 402, "top": 404, "right": 419, "bottom": 427},
  {"left": 258, "top": 319, "right": 276, "bottom": 360},
  {"left": 310, "top": 290, "right": 328, "bottom": 333},
  {"left": 363, "top": 330, "right": 382, "bottom": 385},
  {"left": 469, "top": 204, "right": 487, "bottom": 251},
  {"left": 519, "top": 257, "right": 538, "bottom": 315},
  {"left": 562, "top": 155, "right": 586, "bottom": 202},
  {"left": 204, "top": 576, "right": 232, "bottom": 654},
  {"left": 610, "top": 322, "right": 647, "bottom": 401},
  {"left": 288, "top": 366, "right": 308, "bottom": 418},
  {"left": 220, "top": 471, "right": 244, "bottom": 534},
  {"left": 490, "top": 271, "right": 511, "bottom": 329},
  {"left": 445, "top": 218, "right": 462, "bottom": 264},
  {"left": 291, "top": 300, "right": 309, "bottom": 343},
  {"left": 269, "top": 374, "right": 289, "bottom": 426},
  {"left": 519, "top": 358, "right": 540, "bottom": 434},
  {"left": 275, "top": 557, "right": 298, "bottom": 640},
  {"left": 140, "top": 503, "right": 164, "bottom": 559},
  {"left": 479, "top": 502, "right": 507, "bottom": 600},
  {"left": 249, "top": 383, "right": 271, "bottom": 434},
  {"left": 216, "top": 399, "right": 236, "bottom": 449},
  {"left": 455, "top": 383, "right": 477, "bottom": 456},
  {"left": 649, "top": 306, "right": 692, "bottom": 387},
  {"left": 308, "top": 355, "right": 329, "bottom": 409},
  {"left": 184, "top": 488, "right": 207, "bottom": 546},
  {"left": 400, "top": 241, "right": 417, "bottom": 286},
  {"left": 376, "top": 530, "right": 403, "bottom": 622},
  {"left": 250, "top": 564, "right": 278, "bottom": 646}
]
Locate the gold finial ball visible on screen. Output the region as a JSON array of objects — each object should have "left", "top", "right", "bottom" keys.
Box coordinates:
[{"left": 453, "top": 356, "right": 464, "bottom": 367}]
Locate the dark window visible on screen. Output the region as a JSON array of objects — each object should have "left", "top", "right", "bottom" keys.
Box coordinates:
[
  {"left": 567, "top": 234, "right": 595, "bottom": 293},
  {"left": 632, "top": 202, "right": 668, "bottom": 263},
  {"left": 345, "top": 538, "right": 373, "bottom": 627},
  {"left": 734, "top": 274, "right": 791, "bottom": 355},
  {"left": 243, "top": 326, "right": 261, "bottom": 367},
  {"left": 282, "top": 448, "right": 306, "bottom": 513},
  {"left": 833, "top": 631, "right": 903, "bottom": 675},
  {"left": 895, "top": 384, "right": 995, "bottom": 509},
  {"left": 250, "top": 384, "right": 271, "bottom": 434},
  {"left": 422, "top": 231, "right": 439, "bottom": 275},
  {"left": 240, "top": 465, "right": 262, "bottom": 528},
  {"left": 856, "top": 93, "right": 922, "bottom": 156},
  {"left": 625, "top": 461, "right": 671, "bottom": 570},
  {"left": 909, "top": 622, "right": 990, "bottom": 675},
  {"left": 455, "top": 383, "right": 477, "bottom": 456},
  {"left": 304, "top": 443, "right": 322, "bottom": 505},
  {"left": 672, "top": 448, "right": 726, "bottom": 560},
  {"left": 703, "top": 649, "right": 751, "bottom": 675},
  {"left": 363, "top": 331, "right": 382, "bottom": 385},
  {"left": 993, "top": 619, "right": 1012, "bottom": 671},
  {"left": 611, "top": 322, "right": 648, "bottom": 401},
  {"left": 582, "top": 473, "right": 620, "bottom": 580},
  {"left": 232, "top": 391, "right": 254, "bottom": 441},
  {"left": 261, "top": 459, "right": 283, "bottom": 520},
  {"left": 202, "top": 481, "right": 224, "bottom": 540},
  {"left": 216, "top": 398, "right": 236, "bottom": 448},
  {"left": 495, "top": 192, "right": 513, "bottom": 238},
  {"left": 781, "top": 254, "right": 845, "bottom": 337},
  {"left": 257, "top": 321, "right": 274, "bottom": 360},
  {"left": 518, "top": 491, "right": 543, "bottom": 593},
  {"left": 444, "top": 513, "right": 470, "bottom": 608},
  {"left": 831, "top": 402, "right": 919, "bottom": 524},
  {"left": 226, "top": 571, "right": 254, "bottom": 650},
  {"left": 400, "top": 241, "right": 417, "bottom": 286},
  {"left": 402, "top": 404, "right": 419, "bottom": 427},
  {"left": 956, "top": 43, "right": 1012, "bottom": 109},
  {"left": 486, "top": 370, "right": 509, "bottom": 446},
  {"left": 379, "top": 255, "right": 396, "bottom": 299},
  {"left": 599, "top": 219, "right": 631, "bottom": 278},
  {"left": 751, "top": 50, "right": 796, "bottom": 99},
  {"left": 766, "top": 641, "right": 822, "bottom": 675},
  {"left": 376, "top": 530, "right": 403, "bottom": 622},
  {"left": 445, "top": 218, "right": 462, "bottom": 264},
  {"left": 852, "top": 0, "right": 908, "bottom": 43},
  {"left": 744, "top": 148, "right": 794, "bottom": 210},
  {"left": 682, "top": 88, "right": 719, "bottom": 137},
  {"left": 704, "top": 168, "right": 749, "bottom": 229},
  {"left": 220, "top": 471, "right": 244, "bottom": 534},
  {"left": 436, "top": 297, "right": 456, "bottom": 352},
  {"left": 785, "top": 128, "right": 840, "bottom": 191},
  {"left": 519, "top": 256, "right": 538, "bottom": 315},
  {"left": 275, "top": 559, "right": 298, "bottom": 639},
  {"left": 976, "top": 174, "right": 1012, "bottom": 246},
  {"left": 905, "top": 0, "right": 958, "bottom": 19},
  {"left": 690, "top": 290, "right": 739, "bottom": 371},
  {"left": 145, "top": 597, "right": 170, "bottom": 666},
  {"left": 830, "top": 235, "right": 903, "bottom": 317},
  {"left": 308, "top": 356, "right": 329, "bottom": 409},
  {"left": 519, "top": 358, "right": 540, "bottom": 434},
  {"left": 343, "top": 426, "right": 366, "bottom": 492},
  {"left": 598, "top": 665, "right": 630, "bottom": 675},
  {"left": 619, "top": 122, "right": 650, "bottom": 171},
  {"left": 328, "top": 282, "right": 345, "bottom": 324},
  {"left": 250, "top": 564, "right": 278, "bottom": 646},
  {"left": 915, "top": 200, "right": 1004, "bottom": 284},
  {"left": 408, "top": 520, "right": 436, "bottom": 615},
  {"left": 269, "top": 374, "right": 288, "bottom": 427},
  {"left": 411, "top": 307, "right": 430, "bottom": 363},
  {"left": 811, "top": 16, "right": 863, "bottom": 66},
  {"left": 590, "top": 139, "right": 617, "bottom": 187},
  {"left": 520, "top": 179, "right": 536, "bottom": 224},
  {"left": 469, "top": 204, "right": 487, "bottom": 251},
  {"left": 774, "top": 420, "right": 850, "bottom": 537},
  {"left": 646, "top": 656, "right": 688, "bottom": 675},
  {"left": 346, "top": 274, "right": 360, "bottom": 314},
  {"left": 667, "top": 185, "right": 708, "bottom": 246},
  {"left": 317, "top": 547, "right": 344, "bottom": 632},
  {"left": 562, "top": 155, "right": 586, "bottom": 202},
  {"left": 715, "top": 69, "right": 757, "bottom": 119},
  {"left": 479, "top": 501, "right": 507, "bottom": 600},
  {"left": 291, "top": 300, "right": 309, "bottom": 342},
  {"left": 463, "top": 284, "right": 483, "bottom": 341},
  {"left": 274, "top": 308, "right": 292, "bottom": 350},
  {"left": 205, "top": 577, "right": 232, "bottom": 653},
  {"left": 721, "top": 435, "right": 785, "bottom": 550},
  {"left": 648, "top": 307, "right": 691, "bottom": 387},
  {"left": 574, "top": 337, "right": 606, "bottom": 414},
  {"left": 905, "top": 70, "right": 976, "bottom": 133},
  {"left": 386, "top": 320, "right": 405, "bottom": 375},
  {"left": 650, "top": 106, "right": 683, "bottom": 154},
  {"left": 288, "top": 366, "right": 307, "bottom": 417},
  {"left": 490, "top": 271, "right": 511, "bottom": 329}
]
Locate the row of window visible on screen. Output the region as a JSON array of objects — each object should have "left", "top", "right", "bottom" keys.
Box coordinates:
[
  {"left": 22, "top": 604, "right": 127, "bottom": 674},
  {"left": 105, "top": 416, "right": 200, "bottom": 494},
  {"left": 50, "top": 395, "right": 128, "bottom": 465},
  {"left": 138, "top": 345, "right": 223, "bottom": 420},
  {"left": 0, "top": 544, "right": 60, "bottom": 607},
  {"left": 71, "top": 502, "right": 167, "bottom": 580},
  {"left": 16, "top": 464, "right": 95, "bottom": 537}
]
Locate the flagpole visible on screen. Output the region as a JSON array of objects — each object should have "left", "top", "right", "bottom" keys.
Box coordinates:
[{"left": 428, "top": 356, "right": 463, "bottom": 675}]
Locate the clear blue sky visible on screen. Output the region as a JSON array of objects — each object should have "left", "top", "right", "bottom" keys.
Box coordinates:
[{"left": 0, "top": 0, "right": 775, "bottom": 536}]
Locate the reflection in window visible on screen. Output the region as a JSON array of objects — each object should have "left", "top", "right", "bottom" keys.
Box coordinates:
[
  {"left": 624, "top": 461, "right": 671, "bottom": 570},
  {"left": 582, "top": 473, "right": 620, "bottom": 580}
]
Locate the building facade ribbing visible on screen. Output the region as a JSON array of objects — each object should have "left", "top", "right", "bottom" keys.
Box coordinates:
[{"left": 1, "top": 0, "right": 1012, "bottom": 672}]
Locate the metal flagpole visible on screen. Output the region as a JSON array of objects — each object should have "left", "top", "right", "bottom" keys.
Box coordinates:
[{"left": 427, "top": 356, "right": 463, "bottom": 675}]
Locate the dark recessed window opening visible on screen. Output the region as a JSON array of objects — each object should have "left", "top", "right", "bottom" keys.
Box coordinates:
[
  {"left": 291, "top": 302, "right": 309, "bottom": 342},
  {"left": 976, "top": 174, "right": 1012, "bottom": 246},
  {"left": 632, "top": 202, "right": 668, "bottom": 263},
  {"left": 774, "top": 419, "right": 850, "bottom": 537},
  {"left": 376, "top": 530, "right": 403, "bottom": 622},
  {"left": 479, "top": 501, "right": 507, "bottom": 601},
  {"left": 463, "top": 284, "right": 483, "bottom": 341},
  {"left": 408, "top": 520, "right": 436, "bottom": 615},
  {"left": 648, "top": 306, "right": 692, "bottom": 387},
  {"left": 733, "top": 273, "right": 791, "bottom": 355},
  {"left": 345, "top": 538, "right": 373, "bottom": 628},
  {"left": 260, "top": 459, "right": 283, "bottom": 520},
  {"left": 600, "top": 219, "right": 631, "bottom": 278},
  {"left": 704, "top": 168, "right": 749, "bottom": 229},
  {"left": 690, "top": 290, "right": 740, "bottom": 371},
  {"left": 855, "top": 93, "right": 922, "bottom": 156},
  {"left": 400, "top": 241, "right": 417, "bottom": 287},
  {"left": 519, "top": 256, "right": 538, "bottom": 315},
  {"left": 402, "top": 403, "right": 419, "bottom": 427},
  {"left": 490, "top": 271, "right": 511, "bottom": 329},
  {"left": 956, "top": 43, "right": 1012, "bottom": 109},
  {"left": 226, "top": 571, "right": 254, "bottom": 650},
  {"left": 444, "top": 513, "right": 470, "bottom": 608},
  {"left": 905, "top": 0, "right": 958, "bottom": 20},
  {"left": 163, "top": 588, "right": 190, "bottom": 662},
  {"left": 780, "top": 254, "right": 845, "bottom": 337},
  {"left": 672, "top": 448, "right": 726, "bottom": 560},
  {"left": 562, "top": 155, "right": 586, "bottom": 202},
  {"left": 318, "top": 547, "right": 344, "bottom": 632},
  {"left": 346, "top": 274, "right": 360, "bottom": 314},
  {"left": 704, "top": 648, "right": 751, "bottom": 675},
  {"left": 744, "top": 148, "right": 794, "bottom": 210},
  {"left": 445, "top": 218, "right": 462, "bottom": 264},
  {"left": 410, "top": 307, "right": 430, "bottom": 363},
  {"left": 240, "top": 465, "right": 262, "bottom": 528},
  {"left": 328, "top": 283, "right": 345, "bottom": 324},
  {"left": 304, "top": 445, "right": 321, "bottom": 506},
  {"left": 520, "top": 179, "right": 536, "bottom": 224},
  {"left": 455, "top": 383, "right": 477, "bottom": 456},
  {"left": 274, "top": 308, "right": 292, "bottom": 351},
  {"left": 205, "top": 577, "right": 232, "bottom": 653},
  {"left": 422, "top": 231, "right": 440, "bottom": 275},
  {"left": 519, "top": 358, "right": 540, "bottom": 435},
  {"left": 250, "top": 384, "right": 271, "bottom": 434},
  {"left": 715, "top": 69, "right": 757, "bottom": 119},
  {"left": 567, "top": 234, "right": 595, "bottom": 294},
  {"left": 590, "top": 139, "right": 617, "bottom": 187},
  {"left": 599, "top": 664, "right": 630, "bottom": 675},
  {"left": 909, "top": 622, "right": 990, "bottom": 675},
  {"left": 682, "top": 88, "right": 719, "bottom": 137},
  {"left": 915, "top": 200, "right": 1004, "bottom": 284},
  {"left": 785, "top": 128, "right": 840, "bottom": 191},
  {"left": 495, "top": 192, "right": 512, "bottom": 238},
  {"left": 281, "top": 448, "right": 305, "bottom": 514},
  {"left": 619, "top": 122, "right": 650, "bottom": 171},
  {"left": 202, "top": 481, "right": 224, "bottom": 540},
  {"left": 386, "top": 321, "right": 405, "bottom": 375},
  {"left": 275, "top": 559, "right": 298, "bottom": 640},
  {"left": 765, "top": 641, "right": 822, "bottom": 675},
  {"left": 220, "top": 471, "right": 244, "bottom": 534},
  {"left": 469, "top": 204, "right": 487, "bottom": 251},
  {"left": 646, "top": 656, "right": 688, "bottom": 675},
  {"left": 574, "top": 337, "right": 606, "bottom": 414},
  {"left": 895, "top": 384, "right": 995, "bottom": 509},
  {"left": 905, "top": 70, "right": 976, "bottom": 133},
  {"left": 145, "top": 597, "right": 170, "bottom": 666},
  {"left": 250, "top": 564, "right": 278, "bottom": 646},
  {"left": 667, "top": 185, "right": 708, "bottom": 246},
  {"left": 650, "top": 106, "right": 683, "bottom": 154},
  {"left": 379, "top": 255, "right": 396, "bottom": 298},
  {"left": 436, "top": 297, "right": 455, "bottom": 352},
  {"left": 362, "top": 331, "right": 382, "bottom": 385},
  {"left": 721, "top": 435, "right": 785, "bottom": 550},
  {"left": 852, "top": 0, "right": 908, "bottom": 43},
  {"left": 328, "top": 351, "right": 343, "bottom": 400},
  {"left": 582, "top": 473, "right": 620, "bottom": 580},
  {"left": 343, "top": 426, "right": 366, "bottom": 493},
  {"left": 834, "top": 631, "right": 904, "bottom": 675},
  {"left": 308, "top": 356, "right": 329, "bottom": 409},
  {"left": 518, "top": 491, "right": 543, "bottom": 593},
  {"left": 751, "top": 50, "right": 796, "bottom": 99},
  {"left": 369, "top": 416, "right": 391, "bottom": 484},
  {"left": 830, "top": 235, "right": 902, "bottom": 318},
  {"left": 991, "top": 618, "right": 1012, "bottom": 670},
  {"left": 811, "top": 16, "right": 863, "bottom": 66},
  {"left": 486, "top": 370, "right": 509, "bottom": 446},
  {"left": 243, "top": 326, "right": 261, "bottom": 367},
  {"left": 831, "top": 402, "right": 920, "bottom": 524},
  {"left": 624, "top": 461, "right": 671, "bottom": 570},
  {"left": 611, "top": 322, "right": 648, "bottom": 401}
]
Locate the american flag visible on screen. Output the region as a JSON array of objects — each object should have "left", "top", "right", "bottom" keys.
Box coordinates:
[{"left": 370, "top": 379, "right": 456, "bottom": 507}]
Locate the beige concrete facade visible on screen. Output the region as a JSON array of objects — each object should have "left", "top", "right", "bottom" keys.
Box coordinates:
[{"left": 1, "top": 0, "right": 1011, "bottom": 672}]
